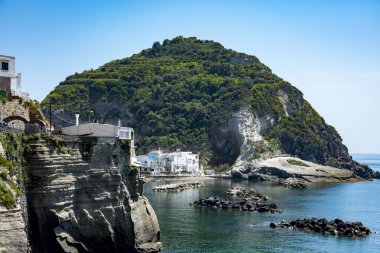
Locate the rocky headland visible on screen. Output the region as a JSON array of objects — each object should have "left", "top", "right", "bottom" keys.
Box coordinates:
[
  {"left": 226, "top": 186, "right": 270, "bottom": 201},
  {"left": 41, "top": 37, "right": 378, "bottom": 181},
  {"left": 192, "top": 196, "right": 282, "bottom": 213},
  {"left": 232, "top": 156, "right": 357, "bottom": 188},
  {"left": 270, "top": 218, "right": 371, "bottom": 237},
  {"left": 153, "top": 182, "right": 205, "bottom": 192}
]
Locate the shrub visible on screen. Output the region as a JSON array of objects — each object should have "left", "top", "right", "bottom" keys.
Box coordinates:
[
  {"left": 253, "top": 153, "right": 261, "bottom": 159},
  {"left": 0, "top": 156, "right": 13, "bottom": 169},
  {"left": 287, "top": 159, "right": 310, "bottom": 167},
  {"left": 0, "top": 180, "right": 15, "bottom": 209},
  {"left": 0, "top": 170, "right": 8, "bottom": 180}
]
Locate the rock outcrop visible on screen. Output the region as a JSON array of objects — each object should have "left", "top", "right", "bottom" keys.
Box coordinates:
[
  {"left": 27, "top": 138, "right": 160, "bottom": 253},
  {"left": 228, "top": 106, "right": 377, "bottom": 180},
  {"left": 0, "top": 198, "right": 29, "bottom": 253},
  {"left": 270, "top": 218, "right": 371, "bottom": 237},
  {"left": 226, "top": 187, "right": 270, "bottom": 201},
  {"left": 232, "top": 156, "right": 357, "bottom": 187},
  {"left": 153, "top": 182, "right": 205, "bottom": 192},
  {"left": 192, "top": 196, "right": 282, "bottom": 213}
]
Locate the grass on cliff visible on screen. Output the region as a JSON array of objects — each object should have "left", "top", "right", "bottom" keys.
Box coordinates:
[
  {"left": 0, "top": 133, "right": 30, "bottom": 209},
  {"left": 287, "top": 159, "right": 310, "bottom": 167},
  {"left": 0, "top": 180, "right": 14, "bottom": 209}
]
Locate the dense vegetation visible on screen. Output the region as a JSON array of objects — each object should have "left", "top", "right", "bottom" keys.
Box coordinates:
[
  {"left": 42, "top": 36, "right": 363, "bottom": 172},
  {"left": 0, "top": 133, "right": 28, "bottom": 209},
  {"left": 43, "top": 38, "right": 292, "bottom": 156}
]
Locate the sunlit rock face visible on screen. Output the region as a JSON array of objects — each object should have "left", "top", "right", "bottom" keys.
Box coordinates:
[{"left": 27, "top": 138, "right": 160, "bottom": 253}]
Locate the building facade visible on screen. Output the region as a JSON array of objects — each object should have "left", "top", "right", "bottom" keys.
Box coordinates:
[
  {"left": 62, "top": 122, "right": 137, "bottom": 164},
  {"left": 137, "top": 150, "right": 202, "bottom": 176},
  {"left": 0, "top": 55, "right": 29, "bottom": 100}
]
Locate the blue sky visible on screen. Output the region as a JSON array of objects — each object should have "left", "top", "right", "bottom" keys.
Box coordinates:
[{"left": 0, "top": 0, "right": 379, "bottom": 153}]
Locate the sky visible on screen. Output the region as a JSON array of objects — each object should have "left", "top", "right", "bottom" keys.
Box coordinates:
[{"left": 0, "top": 0, "right": 379, "bottom": 153}]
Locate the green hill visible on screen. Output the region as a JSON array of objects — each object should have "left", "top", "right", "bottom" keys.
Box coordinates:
[{"left": 42, "top": 36, "right": 376, "bottom": 178}]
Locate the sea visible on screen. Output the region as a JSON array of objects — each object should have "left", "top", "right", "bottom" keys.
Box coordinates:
[{"left": 144, "top": 154, "right": 380, "bottom": 253}]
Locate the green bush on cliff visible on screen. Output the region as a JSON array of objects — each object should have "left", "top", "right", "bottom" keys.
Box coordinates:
[
  {"left": 265, "top": 102, "right": 330, "bottom": 164},
  {"left": 0, "top": 133, "right": 30, "bottom": 208},
  {"left": 0, "top": 180, "right": 15, "bottom": 209},
  {"left": 287, "top": 159, "right": 310, "bottom": 167},
  {"left": 0, "top": 156, "right": 13, "bottom": 169}
]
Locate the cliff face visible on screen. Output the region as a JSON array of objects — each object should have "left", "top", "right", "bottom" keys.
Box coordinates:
[
  {"left": 27, "top": 138, "right": 160, "bottom": 253},
  {"left": 216, "top": 86, "right": 375, "bottom": 179},
  {"left": 0, "top": 140, "right": 29, "bottom": 253},
  {"left": 0, "top": 203, "right": 28, "bottom": 253}
]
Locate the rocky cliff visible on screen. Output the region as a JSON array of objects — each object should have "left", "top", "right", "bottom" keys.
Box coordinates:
[
  {"left": 225, "top": 101, "right": 376, "bottom": 179},
  {"left": 0, "top": 141, "right": 29, "bottom": 253},
  {"left": 26, "top": 137, "right": 160, "bottom": 253}
]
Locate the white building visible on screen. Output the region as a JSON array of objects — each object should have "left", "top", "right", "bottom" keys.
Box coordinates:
[
  {"left": 137, "top": 150, "right": 202, "bottom": 176},
  {"left": 62, "top": 119, "right": 137, "bottom": 164},
  {"left": 0, "top": 55, "right": 29, "bottom": 101}
]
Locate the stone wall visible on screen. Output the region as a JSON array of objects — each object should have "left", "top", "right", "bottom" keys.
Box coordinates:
[{"left": 0, "top": 99, "right": 30, "bottom": 129}]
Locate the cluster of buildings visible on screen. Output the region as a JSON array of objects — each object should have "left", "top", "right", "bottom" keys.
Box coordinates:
[
  {"left": 136, "top": 149, "right": 202, "bottom": 176},
  {"left": 61, "top": 117, "right": 202, "bottom": 176},
  {"left": 61, "top": 117, "right": 138, "bottom": 165}
]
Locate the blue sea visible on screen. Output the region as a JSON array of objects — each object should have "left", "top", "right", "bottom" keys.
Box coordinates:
[{"left": 144, "top": 154, "right": 380, "bottom": 253}]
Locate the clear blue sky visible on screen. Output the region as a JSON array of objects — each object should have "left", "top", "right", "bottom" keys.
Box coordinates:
[{"left": 1, "top": 0, "right": 379, "bottom": 153}]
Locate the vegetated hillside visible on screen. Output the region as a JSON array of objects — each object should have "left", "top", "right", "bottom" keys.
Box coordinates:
[{"left": 41, "top": 36, "right": 375, "bottom": 178}]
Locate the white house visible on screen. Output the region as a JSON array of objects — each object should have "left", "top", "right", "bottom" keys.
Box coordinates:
[
  {"left": 137, "top": 149, "right": 202, "bottom": 176},
  {"left": 62, "top": 118, "right": 137, "bottom": 164},
  {"left": 0, "top": 55, "right": 30, "bottom": 101}
]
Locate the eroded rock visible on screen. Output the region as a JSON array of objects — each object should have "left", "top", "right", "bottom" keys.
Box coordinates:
[
  {"left": 270, "top": 218, "right": 371, "bottom": 237},
  {"left": 279, "top": 177, "right": 309, "bottom": 189},
  {"left": 192, "top": 196, "right": 282, "bottom": 213},
  {"left": 226, "top": 186, "right": 270, "bottom": 201},
  {"left": 153, "top": 182, "right": 205, "bottom": 192}
]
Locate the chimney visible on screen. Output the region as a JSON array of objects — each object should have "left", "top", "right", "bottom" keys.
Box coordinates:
[
  {"left": 118, "top": 119, "right": 121, "bottom": 127},
  {"left": 75, "top": 114, "right": 79, "bottom": 126}
]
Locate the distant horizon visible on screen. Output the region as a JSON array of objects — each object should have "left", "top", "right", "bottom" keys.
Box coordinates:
[
  {"left": 1, "top": 0, "right": 379, "bottom": 153},
  {"left": 351, "top": 153, "right": 380, "bottom": 155}
]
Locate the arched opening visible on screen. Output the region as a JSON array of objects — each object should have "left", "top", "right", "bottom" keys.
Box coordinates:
[{"left": 3, "top": 115, "right": 29, "bottom": 130}]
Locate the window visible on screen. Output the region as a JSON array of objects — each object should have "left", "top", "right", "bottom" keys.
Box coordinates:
[
  {"left": 118, "top": 129, "right": 130, "bottom": 139},
  {"left": 1, "top": 62, "right": 9, "bottom": 71}
]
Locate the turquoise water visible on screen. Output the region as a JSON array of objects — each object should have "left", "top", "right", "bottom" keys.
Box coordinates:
[{"left": 144, "top": 154, "right": 380, "bottom": 253}]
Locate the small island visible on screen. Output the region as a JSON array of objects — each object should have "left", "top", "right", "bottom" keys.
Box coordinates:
[
  {"left": 192, "top": 196, "right": 282, "bottom": 213},
  {"left": 270, "top": 218, "right": 371, "bottom": 237},
  {"left": 226, "top": 186, "right": 270, "bottom": 201}
]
